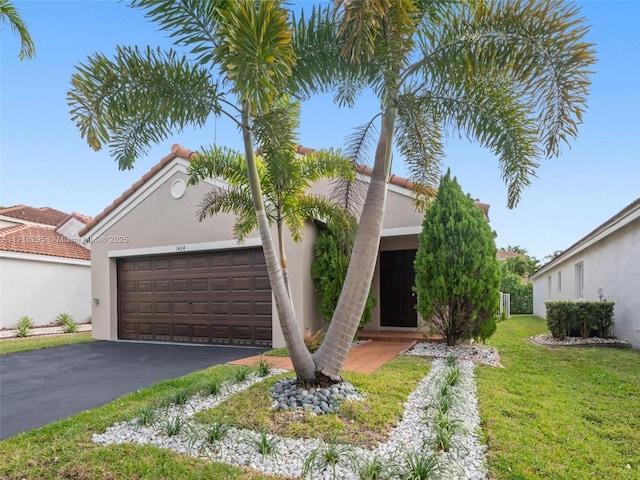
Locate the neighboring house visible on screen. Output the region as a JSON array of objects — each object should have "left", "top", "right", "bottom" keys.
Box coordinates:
[
  {"left": 0, "top": 205, "right": 92, "bottom": 329},
  {"left": 80, "top": 144, "right": 490, "bottom": 349},
  {"left": 531, "top": 198, "right": 640, "bottom": 349}
]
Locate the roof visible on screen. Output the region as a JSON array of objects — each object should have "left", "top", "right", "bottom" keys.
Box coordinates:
[
  {"left": 531, "top": 196, "right": 640, "bottom": 278},
  {"left": 0, "top": 224, "right": 91, "bottom": 260},
  {"left": 497, "top": 250, "right": 520, "bottom": 261},
  {"left": 79, "top": 143, "right": 491, "bottom": 237},
  {"left": 0, "top": 205, "right": 70, "bottom": 226}
]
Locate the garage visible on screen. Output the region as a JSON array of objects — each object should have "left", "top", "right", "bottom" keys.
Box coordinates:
[{"left": 117, "top": 248, "right": 272, "bottom": 347}]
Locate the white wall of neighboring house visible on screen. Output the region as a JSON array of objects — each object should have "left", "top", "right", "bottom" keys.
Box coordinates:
[
  {"left": 0, "top": 253, "right": 91, "bottom": 328},
  {"left": 532, "top": 203, "right": 640, "bottom": 349}
]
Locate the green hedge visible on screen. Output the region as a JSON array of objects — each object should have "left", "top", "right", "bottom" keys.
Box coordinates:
[
  {"left": 501, "top": 273, "right": 533, "bottom": 314},
  {"left": 545, "top": 301, "right": 615, "bottom": 340}
]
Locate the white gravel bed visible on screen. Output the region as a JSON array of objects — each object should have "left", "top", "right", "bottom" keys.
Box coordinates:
[
  {"left": 93, "top": 357, "right": 488, "bottom": 480},
  {"left": 405, "top": 342, "right": 501, "bottom": 367},
  {"left": 530, "top": 333, "right": 631, "bottom": 347}
]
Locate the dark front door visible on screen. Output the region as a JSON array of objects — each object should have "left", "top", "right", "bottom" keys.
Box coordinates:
[{"left": 380, "top": 249, "right": 417, "bottom": 327}]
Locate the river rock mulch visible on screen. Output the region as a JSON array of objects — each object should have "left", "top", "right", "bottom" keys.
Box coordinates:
[
  {"left": 93, "top": 347, "right": 500, "bottom": 479},
  {"left": 529, "top": 333, "right": 631, "bottom": 348}
]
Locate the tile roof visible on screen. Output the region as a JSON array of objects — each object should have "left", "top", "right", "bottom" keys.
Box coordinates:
[
  {"left": 0, "top": 224, "right": 91, "bottom": 260},
  {"left": 79, "top": 143, "right": 491, "bottom": 236},
  {"left": 0, "top": 205, "right": 69, "bottom": 226},
  {"left": 497, "top": 250, "right": 520, "bottom": 260}
]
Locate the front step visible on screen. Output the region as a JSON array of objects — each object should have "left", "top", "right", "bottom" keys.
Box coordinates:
[{"left": 357, "top": 330, "right": 446, "bottom": 344}]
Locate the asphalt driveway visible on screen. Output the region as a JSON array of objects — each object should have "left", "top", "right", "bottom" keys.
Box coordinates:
[{"left": 0, "top": 341, "right": 266, "bottom": 440}]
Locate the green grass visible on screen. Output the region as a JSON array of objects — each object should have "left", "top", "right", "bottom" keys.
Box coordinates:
[
  {"left": 2, "top": 317, "right": 638, "bottom": 479},
  {"left": 0, "top": 332, "right": 93, "bottom": 355},
  {"left": 194, "top": 355, "right": 431, "bottom": 447},
  {"left": 0, "top": 365, "right": 288, "bottom": 480},
  {"left": 477, "top": 315, "right": 640, "bottom": 480}
]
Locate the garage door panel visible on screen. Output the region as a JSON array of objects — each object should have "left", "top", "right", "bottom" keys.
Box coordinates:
[{"left": 118, "top": 248, "right": 272, "bottom": 346}]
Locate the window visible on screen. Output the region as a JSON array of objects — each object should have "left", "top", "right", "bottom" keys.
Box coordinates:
[
  {"left": 575, "top": 262, "right": 584, "bottom": 299},
  {"left": 547, "top": 275, "right": 552, "bottom": 296},
  {"left": 558, "top": 271, "right": 562, "bottom": 292}
]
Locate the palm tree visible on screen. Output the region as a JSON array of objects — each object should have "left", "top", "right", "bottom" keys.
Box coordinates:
[
  {"left": 293, "top": 1, "right": 595, "bottom": 380},
  {"left": 188, "top": 99, "right": 356, "bottom": 299},
  {"left": 67, "top": 0, "right": 318, "bottom": 382},
  {"left": 0, "top": 0, "right": 36, "bottom": 60}
]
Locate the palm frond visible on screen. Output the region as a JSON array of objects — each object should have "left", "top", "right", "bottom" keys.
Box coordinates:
[
  {"left": 300, "top": 149, "right": 355, "bottom": 185},
  {"left": 252, "top": 97, "right": 300, "bottom": 155},
  {"left": 67, "top": 46, "right": 219, "bottom": 169},
  {"left": 188, "top": 145, "right": 248, "bottom": 186},
  {"left": 129, "top": 0, "right": 224, "bottom": 65},
  {"left": 197, "top": 186, "right": 259, "bottom": 242},
  {"left": 213, "top": 0, "right": 295, "bottom": 112},
  {"left": 395, "top": 88, "right": 444, "bottom": 211},
  {"left": 0, "top": 0, "right": 36, "bottom": 60},
  {"left": 426, "top": 77, "right": 540, "bottom": 208},
  {"left": 416, "top": 0, "right": 595, "bottom": 159},
  {"left": 290, "top": 4, "right": 375, "bottom": 106}
]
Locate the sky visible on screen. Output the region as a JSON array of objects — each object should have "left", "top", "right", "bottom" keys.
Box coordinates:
[{"left": 1, "top": 0, "right": 638, "bottom": 262}]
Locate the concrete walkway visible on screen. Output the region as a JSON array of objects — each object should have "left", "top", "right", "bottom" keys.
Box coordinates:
[{"left": 228, "top": 340, "right": 416, "bottom": 374}]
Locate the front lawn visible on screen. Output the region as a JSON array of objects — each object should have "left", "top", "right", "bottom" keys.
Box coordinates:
[
  {"left": 0, "top": 332, "right": 93, "bottom": 355},
  {"left": 477, "top": 315, "right": 640, "bottom": 480},
  {"left": 1, "top": 316, "right": 638, "bottom": 479}
]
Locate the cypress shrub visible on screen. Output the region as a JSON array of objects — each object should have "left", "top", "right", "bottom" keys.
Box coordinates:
[{"left": 414, "top": 170, "right": 501, "bottom": 346}]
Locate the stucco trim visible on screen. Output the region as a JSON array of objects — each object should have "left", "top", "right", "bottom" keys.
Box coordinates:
[
  {"left": 0, "top": 250, "right": 91, "bottom": 266},
  {"left": 381, "top": 226, "right": 422, "bottom": 237},
  {"left": 107, "top": 237, "right": 263, "bottom": 258}
]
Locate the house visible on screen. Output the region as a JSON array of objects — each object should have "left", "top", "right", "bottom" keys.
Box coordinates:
[
  {"left": 79, "top": 144, "right": 490, "bottom": 348},
  {"left": 531, "top": 197, "right": 640, "bottom": 349},
  {"left": 0, "top": 205, "right": 92, "bottom": 328}
]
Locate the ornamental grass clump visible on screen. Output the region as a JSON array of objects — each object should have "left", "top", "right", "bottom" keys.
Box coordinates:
[
  {"left": 302, "top": 432, "right": 356, "bottom": 480},
  {"left": 56, "top": 313, "right": 78, "bottom": 333},
  {"left": 15, "top": 316, "right": 35, "bottom": 337}
]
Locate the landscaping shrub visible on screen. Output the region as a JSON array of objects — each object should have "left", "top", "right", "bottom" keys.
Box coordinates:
[
  {"left": 545, "top": 301, "right": 615, "bottom": 339},
  {"left": 16, "top": 316, "right": 35, "bottom": 337},
  {"left": 500, "top": 272, "right": 533, "bottom": 314},
  {"left": 414, "top": 170, "right": 501, "bottom": 346},
  {"left": 56, "top": 313, "right": 78, "bottom": 333},
  {"left": 311, "top": 222, "right": 376, "bottom": 329}
]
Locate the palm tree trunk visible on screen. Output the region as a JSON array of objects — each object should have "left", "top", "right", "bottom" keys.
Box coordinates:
[
  {"left": 241, "top": 101, "right": 316, "bottom": 382},
  {"left": 277, "top": 217, "right": 294, "bottom": 303},
  {"left": 313, "top": 97, "right": 399, "bottom": 381}
]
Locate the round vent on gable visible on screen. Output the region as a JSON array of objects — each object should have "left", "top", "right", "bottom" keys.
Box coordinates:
[{"left": 170, "top": 179, "right": 186, "bottom": 199}]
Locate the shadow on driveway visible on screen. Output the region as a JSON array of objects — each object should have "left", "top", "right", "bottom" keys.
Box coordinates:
[{"left": 0, "top": 341, "right": 265, "bottom": 440}]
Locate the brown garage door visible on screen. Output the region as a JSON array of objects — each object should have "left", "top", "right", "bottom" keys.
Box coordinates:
[{"left": 117, "top": 248, "right": 272, "bottom": 347}]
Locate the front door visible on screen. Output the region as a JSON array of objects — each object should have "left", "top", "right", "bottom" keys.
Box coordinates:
[{"left": 380, "top": 249, "right": 417, "bottom": 327}]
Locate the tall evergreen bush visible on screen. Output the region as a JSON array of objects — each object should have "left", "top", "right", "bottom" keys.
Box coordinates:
[
  {"left": 311, "top": 223, "right": 376, "bottom": 329},
  {"left": 414, "top": 170, "right": 501, "bottom": 346}
]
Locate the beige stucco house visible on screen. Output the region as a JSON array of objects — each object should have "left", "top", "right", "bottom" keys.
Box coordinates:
[
  {"left": 0, "top": 205, "right": 92, "bottom": 328},
  {"left": 80, "top": 144, "right": 489, "bottom": 348},
  {"left": 531, "top": 197, "right": 640, "bottom": 349}
]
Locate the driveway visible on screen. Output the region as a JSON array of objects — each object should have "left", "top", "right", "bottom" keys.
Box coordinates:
[{"left": 0, "top": 341, "right": 266, "bottom": 440}]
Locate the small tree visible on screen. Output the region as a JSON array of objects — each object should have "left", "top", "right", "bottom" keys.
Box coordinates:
[{"left": 414, "top": 171, "right": 501, "bottom": 346}]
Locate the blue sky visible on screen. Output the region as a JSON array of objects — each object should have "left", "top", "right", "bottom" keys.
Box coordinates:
[{"left": 1, "top": 1, "right": 638, "bottom": 261}]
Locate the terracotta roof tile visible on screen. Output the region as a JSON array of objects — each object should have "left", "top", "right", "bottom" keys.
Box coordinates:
[
  {"left": 0, "top": 224, "right": 90, "bottom": 260},
  {"left": 497, "top": 250, "right": 520, "bottom": 260},
  {"left": 80, "top": 143, "right": 490, "bottom": 236},
  {"left": 0, "top": 205, "right": 70, "bottom": 226}
]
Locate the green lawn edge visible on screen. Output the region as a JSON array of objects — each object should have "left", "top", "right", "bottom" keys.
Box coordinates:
[{"left": 0, "top": 332, "right": 94, "bottom": 355}]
